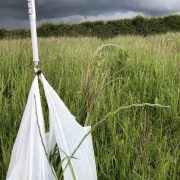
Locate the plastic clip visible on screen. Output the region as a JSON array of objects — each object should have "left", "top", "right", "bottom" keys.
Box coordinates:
[{"left": 34, "top": 66, "right": 41, "bottom": 77}]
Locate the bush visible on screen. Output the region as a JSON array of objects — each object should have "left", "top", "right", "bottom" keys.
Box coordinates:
[
  {"left": 6, "top": 29, "right": 30, "bottom": 39},
  {"left": 0, "top": 28, "right": 7, "bottom": 39}
]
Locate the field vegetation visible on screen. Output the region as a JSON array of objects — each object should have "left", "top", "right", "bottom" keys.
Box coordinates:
[{"left": 0, "top": 33, "right": 180, "bottom": 179}]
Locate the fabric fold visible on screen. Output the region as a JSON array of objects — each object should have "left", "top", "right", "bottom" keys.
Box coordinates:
[{"left": 6, "top": 76, "right": 56, "bottom": 180}]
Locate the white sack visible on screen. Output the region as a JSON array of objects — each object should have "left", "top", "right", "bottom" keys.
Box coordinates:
[
  {"left": 7, "top": 74, "right": 97, "bottom": 180},
  {"left": 41, "top": 74, "right": 97, "bottom": 180},
  {"left": 6, "top": 76, "right": 56, "bottom": 180}
]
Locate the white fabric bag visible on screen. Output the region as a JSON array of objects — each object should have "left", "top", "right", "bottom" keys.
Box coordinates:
[
  {"left": 6, "top": 76, "right": 56, "bottom": 180},
  {"left": 7, "top": 74, "right": 97, "bottom": 180},
  {"left": 41, "top": 74, "right": 97, "bottom": 180}
]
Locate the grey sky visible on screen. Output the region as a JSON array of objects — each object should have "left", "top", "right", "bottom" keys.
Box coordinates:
[{"left": 0, "top": 0, "right": 180, "bottom": 29}]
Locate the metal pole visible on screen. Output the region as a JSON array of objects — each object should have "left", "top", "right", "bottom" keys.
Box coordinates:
[{"left": 28, "top": 0, "right": 39, "bottom": 67}]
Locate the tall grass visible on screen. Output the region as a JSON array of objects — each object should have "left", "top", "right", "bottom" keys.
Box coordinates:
[{"left": 0, "top": 33, "right": 180, "bottom": 179}]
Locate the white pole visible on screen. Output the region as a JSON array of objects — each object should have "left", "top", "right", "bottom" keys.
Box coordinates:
[{"left": 28, "top": 0, "right": 39, "bottom": 67}]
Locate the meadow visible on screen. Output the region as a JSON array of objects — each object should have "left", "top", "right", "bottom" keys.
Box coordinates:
[{"left": 0, "top": 33, "right": 180, "bottom": 179}]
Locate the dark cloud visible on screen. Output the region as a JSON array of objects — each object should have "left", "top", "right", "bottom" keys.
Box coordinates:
[{"left": 0, "top": 0, "right": 180, "bottom": 29}]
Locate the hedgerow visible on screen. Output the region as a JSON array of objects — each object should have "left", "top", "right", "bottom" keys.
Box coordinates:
[{"left": 0, "top": 15, "right": 180, "bottom": 39}]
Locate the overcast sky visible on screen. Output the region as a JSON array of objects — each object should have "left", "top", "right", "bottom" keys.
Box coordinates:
[{"left": 0, "top": 0, "right": 180, "bottom": 29}]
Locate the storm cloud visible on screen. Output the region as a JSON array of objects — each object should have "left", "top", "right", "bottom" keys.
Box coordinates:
[{"left": 0, "top": 0, "right": 180, "bottom": 29}]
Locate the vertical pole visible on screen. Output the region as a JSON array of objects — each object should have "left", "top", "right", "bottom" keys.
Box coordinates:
[{"left": 28, "top": 0, "right": 39, "bottom": 67}]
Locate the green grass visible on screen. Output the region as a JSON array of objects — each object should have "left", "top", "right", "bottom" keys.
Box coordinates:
[{"left": 0, "top": 33, "right": 180, "bottom": 179}]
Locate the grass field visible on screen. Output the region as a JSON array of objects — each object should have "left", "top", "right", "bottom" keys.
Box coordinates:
[{"left": 0, "top": 33, "right": 180, "bottom": 179}]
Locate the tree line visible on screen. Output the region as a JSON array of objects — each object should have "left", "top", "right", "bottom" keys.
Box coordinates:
[{"left": 0, "top": 15, "right": 180, "bottom": 39}]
